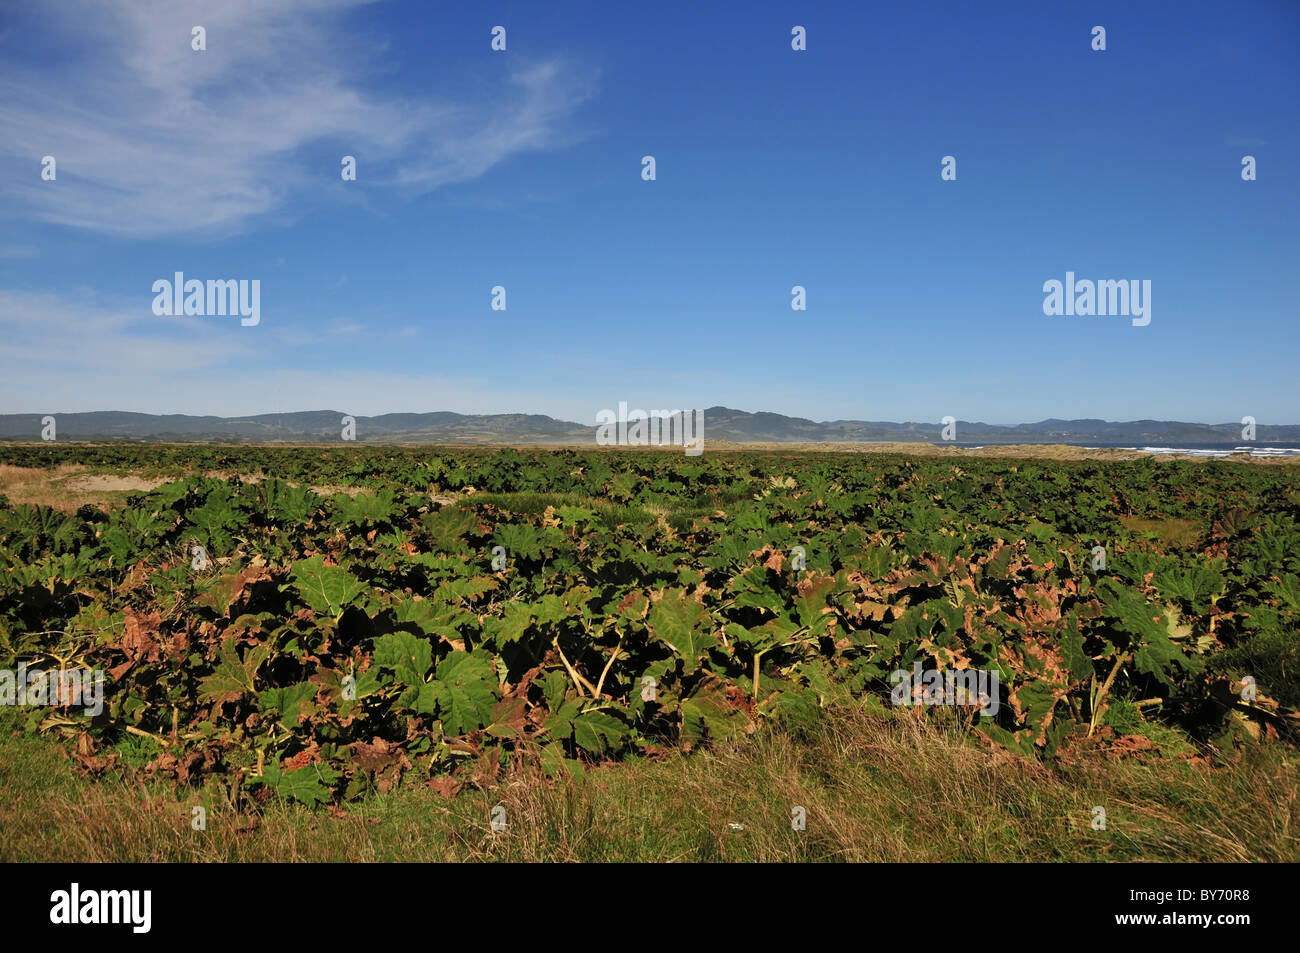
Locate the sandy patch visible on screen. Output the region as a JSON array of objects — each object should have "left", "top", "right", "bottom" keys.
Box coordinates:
[
  {"left": 200, "top": 471, "right": 263, "bottom": 484},
  {"left": 63, "top": 474, "right": 166, "bottom": 493},
  {"left": 310, "top": 485, "right": 367, "bottom": 497},
  {"left": 0, "top": 465, "right": 165, "bottom": 511}
]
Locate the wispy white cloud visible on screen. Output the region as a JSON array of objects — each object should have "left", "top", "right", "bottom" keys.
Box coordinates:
[
  {"left": 0, "top": 288, "right": 580, "bottom": 418},
  {"left": 0, "top": 288, "right": 254, "bottom": 376},
  {"left": 325, "top": 319, "right": 365, "bottom": 335},
  {"left": 0, "top": 0, "right": 596, "bottom": 239}
]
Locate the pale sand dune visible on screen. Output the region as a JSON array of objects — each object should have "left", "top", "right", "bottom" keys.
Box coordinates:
[{"left": 63, "top": 474, "right": 165, "bottom": 493}]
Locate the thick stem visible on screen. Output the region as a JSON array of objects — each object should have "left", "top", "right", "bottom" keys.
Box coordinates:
[
  {"left": 125, "top": 724, "right": 172, "bottom": 747},
  {"left": 554, "top": 638, "right": 596, "bottom": 697},
  {"left": 593, "top": 639, "right": 623, "bottom": 700},
  {"left": 1088, "top": 652, "right": 1129, "bottom": 737}
]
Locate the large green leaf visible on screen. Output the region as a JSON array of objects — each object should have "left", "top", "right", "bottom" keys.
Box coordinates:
[
  {"left": 1099, "top": 580, "right": 1201, "bottom": 687},
  {"left": 483, "top": 602, "right": 534, "bottom": 645},
  {"left": 680, "top": 684, "right": 744, "bottom": 743},
  {"left": 570, "top": 709, "right": 628, "bottom": 754},
  {"left": 198, "top": 644, "right": 271, "bottom": 704},
  {"left": 648, "top": 590, "right": 713, "bottom": 673},
  {"left": 373, "top": 632, "right": 435, "bottom": 712},
  {"left": 250, "top": 761, "right": 340, "bottom": 807},
  {"left": 259, "top": 681, "right": 318, "bottom": 730},
  {"left": 286, "top": 556, "right": 366, "bottom": 618},
  {"left": 374, "top": 631, "right": 432, "bottom": 681},
  {"left": 432, "top": 651, "right": 498, "bottom": 734}
]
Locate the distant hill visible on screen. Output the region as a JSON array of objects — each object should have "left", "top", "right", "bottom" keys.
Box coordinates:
[
  {"left": 1, "top": 408, "right": 1297, "bottom": 445},
  {"left": 0, "top": 411, "right": 591, "bottom": 443}
]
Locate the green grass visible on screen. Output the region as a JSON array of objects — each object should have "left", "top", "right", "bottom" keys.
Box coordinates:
[
  {"left": 4, "top": 705, "right": 1296, "bottom": 862},
  {"left": 1119, "top": 515, "right": 1206, "bottom": 550}
]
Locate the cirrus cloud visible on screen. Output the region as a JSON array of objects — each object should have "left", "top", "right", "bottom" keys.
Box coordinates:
[{"left": 0, "top": 0, "right": 596, "bottom": 239}]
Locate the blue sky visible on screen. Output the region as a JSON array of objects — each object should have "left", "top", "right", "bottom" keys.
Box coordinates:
[{"left": 1, "top": 0, "right": 1296, "bottom": 425}]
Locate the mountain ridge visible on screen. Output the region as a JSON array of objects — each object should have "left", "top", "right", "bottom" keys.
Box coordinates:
[{"left": 2, "top": 408, "right": 1299, "bottom": 444}]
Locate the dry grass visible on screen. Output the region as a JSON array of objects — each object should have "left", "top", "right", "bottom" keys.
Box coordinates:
[
  {"left": 0, "top": 464, "right": 167, "bottom": 511},
  {"left": 3, "top": 706, "right": 1296, "bottom": 862},
  {"left": 0, "top": 463, "right": 388, "bottom": 511},
  {"left": 0, "top": 464, "right": 144, "bottom": 511}
]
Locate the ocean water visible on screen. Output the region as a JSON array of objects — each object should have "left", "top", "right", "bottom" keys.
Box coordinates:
[
  {"left": 943, "top": 442, "right": 1300, "bottom": 457},
  {"left": 1122, "top": 446, "right": 1300, "bottom": 458}
]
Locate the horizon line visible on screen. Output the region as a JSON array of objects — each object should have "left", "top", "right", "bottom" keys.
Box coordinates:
[{"left": 1, "top": 408, "right": 1296, "bottom": 428}]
